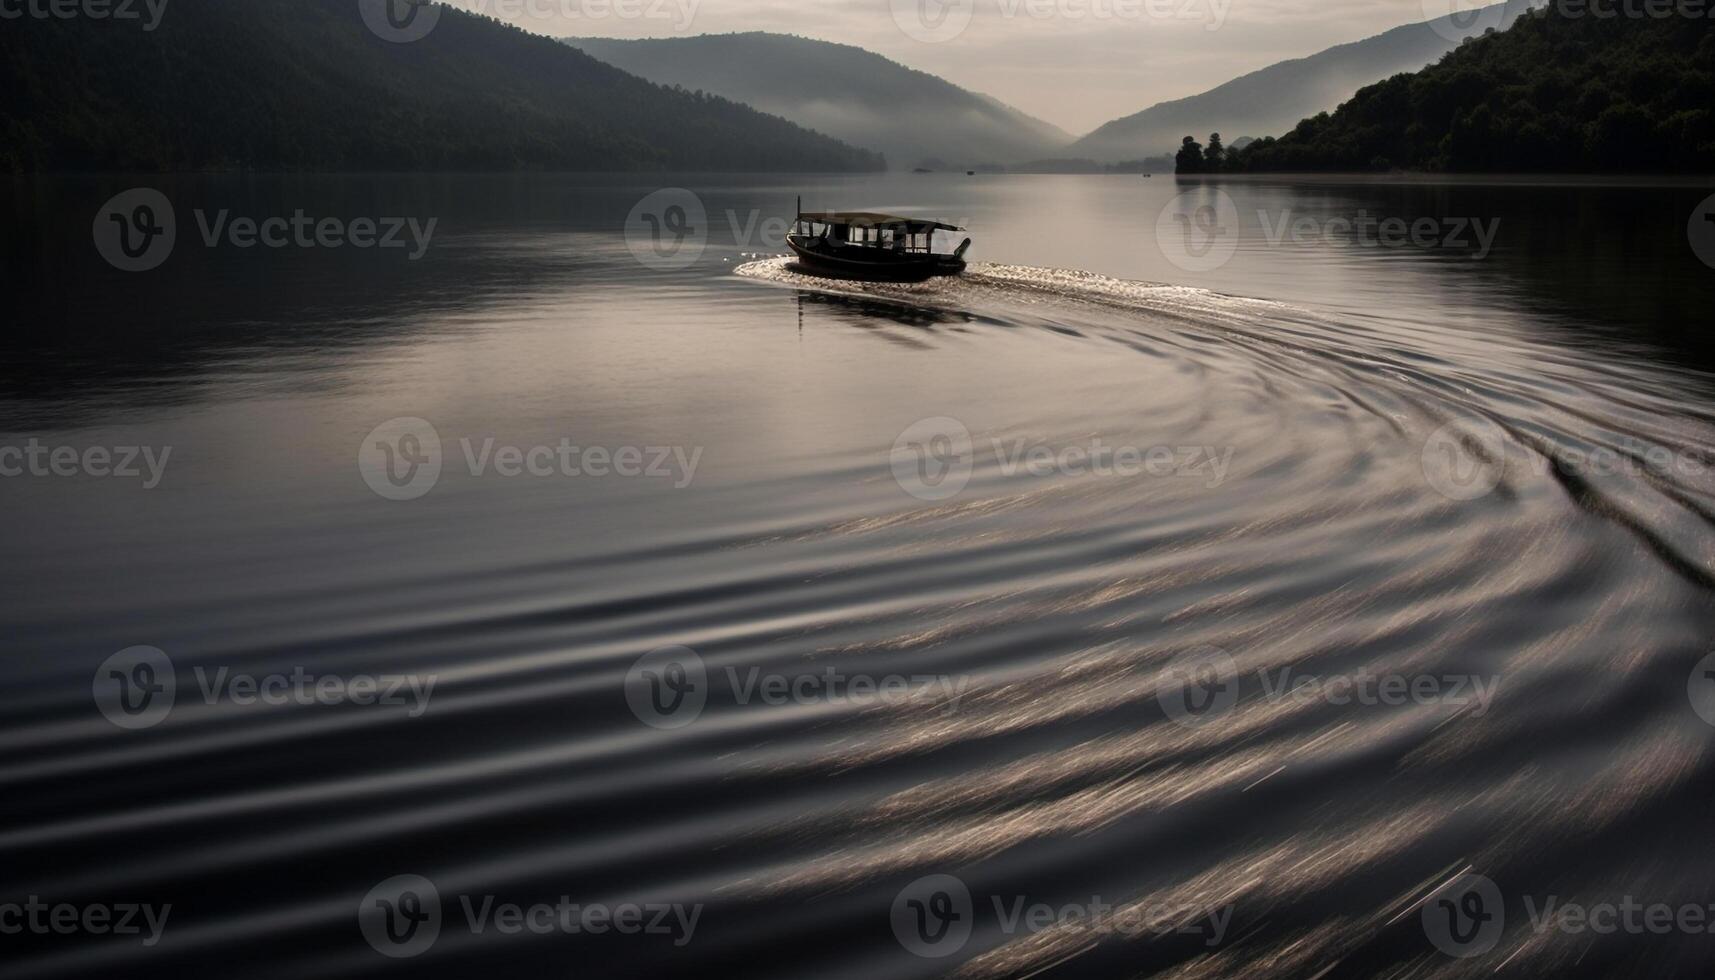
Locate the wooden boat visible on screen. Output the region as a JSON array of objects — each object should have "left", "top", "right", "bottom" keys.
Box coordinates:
[{"left": 787, "top": 203, "right": 971, "bottom": 283}]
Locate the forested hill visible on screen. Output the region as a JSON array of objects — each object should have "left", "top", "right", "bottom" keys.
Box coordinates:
[
  {"left": 0, "top": 0, "right": 884, "bottom": 173},
  {"left": 1226, "top": 11, "right": 1715, "bottom": 173},
  {"left": 568, "top": 33, "right": 1071, "bottom": 170},
  {"left": 1070, "top": 0, "right": 1531, "bottom": 164}
]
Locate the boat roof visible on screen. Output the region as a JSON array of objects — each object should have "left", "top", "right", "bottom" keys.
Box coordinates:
[{"left": 797, "top": 211, "right": 964, "bottom": 233}]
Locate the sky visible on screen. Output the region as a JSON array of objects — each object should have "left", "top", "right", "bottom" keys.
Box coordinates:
[{"left": 449, "top": 0, "right": 1472, "bottom": 134}]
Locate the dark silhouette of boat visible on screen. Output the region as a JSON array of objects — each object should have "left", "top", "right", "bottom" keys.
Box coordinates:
[{"left": 787, "top": 202, "right": 971, "bottom": 283}]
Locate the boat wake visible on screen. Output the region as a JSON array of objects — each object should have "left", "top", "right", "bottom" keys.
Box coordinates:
[
  {"left": 735, "top": 255, "right": 1288, "bottom": 322},
  {"left": 4, "top": 248, "right": 1714, "bottom": 980},
  {"left": 726, "top": 250, "right": 1715, "bottom": 978}
]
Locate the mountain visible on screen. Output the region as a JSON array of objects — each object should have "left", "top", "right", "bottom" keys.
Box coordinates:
[
  {"left": 0, "top": 1, "right": 882, "bottom": 173},
  {"left": 1071, "top": 0, "right": 1533, "bottom": 163},
  {"left": 566, "top": 32, "right": 1071, "bottom": 170},
  {"left": 1228, "top": 10, "right": 1715, "bottom": 172}
]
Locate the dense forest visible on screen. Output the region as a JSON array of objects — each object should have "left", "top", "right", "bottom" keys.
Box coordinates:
[
  {"left": 1195, "top": 11, "right": 1714, "bottom": 173},
  {"left": 0, "top": 0, "right": 884, "bottom": 173}
]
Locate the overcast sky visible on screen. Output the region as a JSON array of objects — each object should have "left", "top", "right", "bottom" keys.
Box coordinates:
[{"left": 455, "top": 0, "right": 1463, "bottom": 134}]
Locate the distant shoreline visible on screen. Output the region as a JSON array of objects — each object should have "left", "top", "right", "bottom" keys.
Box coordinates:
[
  {"left": 1162, "top": 172, "right": 1715, "bottom": 188},
  {"left": 8, "top": 170, "right": 1710, "bottom": 189}
]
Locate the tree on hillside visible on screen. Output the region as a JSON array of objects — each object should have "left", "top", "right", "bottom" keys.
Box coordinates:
[{"left": 1175, "top": 136, "right": 1205, "bottom": 174}]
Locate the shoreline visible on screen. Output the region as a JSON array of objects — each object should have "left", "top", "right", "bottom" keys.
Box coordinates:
[{"left": 1162, "top": 172, "right": 1715, "bottom": 188}]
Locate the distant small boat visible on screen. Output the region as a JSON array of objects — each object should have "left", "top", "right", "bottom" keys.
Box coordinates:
[
  {"left": 787, "top": 201, "right": 970, "bottom": 283},
  {"left": 966, "top": 170, "right": 976, "bottom": 176}
]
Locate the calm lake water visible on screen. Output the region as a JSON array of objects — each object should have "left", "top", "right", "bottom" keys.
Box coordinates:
[{"left": 4, "top": 173, "right": 1715, "bottom": 979}]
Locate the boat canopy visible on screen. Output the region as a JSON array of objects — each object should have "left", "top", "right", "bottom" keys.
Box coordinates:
[{"left": 796, "top": 211, "right": 964, "bottom": 233}]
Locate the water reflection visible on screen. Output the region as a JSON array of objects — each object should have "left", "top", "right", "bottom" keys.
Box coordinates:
[
  {"left": 8, "top": 173, "right": 1715, "bottom": 421},
  {"left": 3, "top": 172, "right": 1714, "bottom": 980}
]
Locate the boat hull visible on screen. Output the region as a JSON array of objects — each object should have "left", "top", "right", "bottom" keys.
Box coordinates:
[{"left": 786, "top": 238, "right": 965, "bottom": 283}]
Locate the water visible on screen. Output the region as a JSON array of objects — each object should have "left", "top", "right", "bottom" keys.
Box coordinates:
[{"left": 4, "top": 173, "right": 1715, "bottom": 979}]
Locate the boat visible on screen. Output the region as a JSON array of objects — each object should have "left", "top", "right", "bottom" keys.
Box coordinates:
[{"left": 786, "top": 202, "right": 971, "bottom": 283}]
